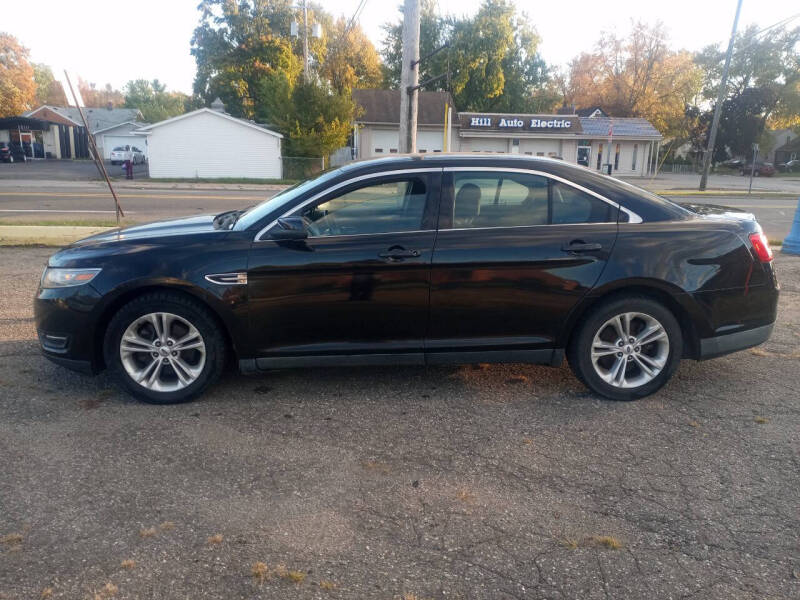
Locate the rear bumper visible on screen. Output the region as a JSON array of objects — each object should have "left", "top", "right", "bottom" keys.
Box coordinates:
[{"left": 698, "top": 322, "right": 774, "bottom": 360}]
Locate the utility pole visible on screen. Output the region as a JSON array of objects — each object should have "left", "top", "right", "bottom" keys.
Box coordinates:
[
  {"left": 302, "top": 0, "right": 309, "bottom": 83},
  {"left": 699, "top": 0, "right": 743, "bottom": 191},
  {"left": 398, "top": 0, "right": 420, "bottom": 153}
]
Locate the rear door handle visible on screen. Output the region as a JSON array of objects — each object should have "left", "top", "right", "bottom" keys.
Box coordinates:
[
  {"left": 379, "top": 245, "right": 420, "bottom": 260},
  {"left": 561, "top": 241, "right": 603, "bottom": 252}
]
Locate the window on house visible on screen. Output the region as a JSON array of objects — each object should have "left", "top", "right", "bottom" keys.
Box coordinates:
[
  {"left": 632, "top": 144, "right": 638, "bottom": 170},
  {"left": 389, "top": 148, "right": 398, "bottom": 153},
  {"left": 597, "top": 143, "right": 603, "bottom": 169},
  {"left": 614, "top": 144, "right": 620, "bottom": 170},
  {"left": 374, "top": 148, "right": 383, "bottom": 153}
]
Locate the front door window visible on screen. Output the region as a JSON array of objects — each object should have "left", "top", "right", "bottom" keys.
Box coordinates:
[{"left": 299, "top": 178, "right": 428, "bottom": 237}]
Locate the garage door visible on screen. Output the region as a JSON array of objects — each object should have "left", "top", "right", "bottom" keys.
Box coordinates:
[{"left": 459, "top": 137, "right": 509, "bottom": 153}]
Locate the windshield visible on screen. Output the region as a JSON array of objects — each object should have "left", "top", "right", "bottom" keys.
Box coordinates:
[{"left": 234, "top": 167, "right": 345, "bottom": 231}]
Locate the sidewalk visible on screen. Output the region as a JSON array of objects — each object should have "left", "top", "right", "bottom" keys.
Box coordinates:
[{"left": 625, "top": 172, "right": 800, "bottom": 195}]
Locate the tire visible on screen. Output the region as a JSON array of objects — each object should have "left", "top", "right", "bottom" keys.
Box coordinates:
[
  {"left": 103, "top": 291, "right": 227, "bottom": 404},
  {"left": 567, "top": 296, "right": 682, "bottom": 401}
]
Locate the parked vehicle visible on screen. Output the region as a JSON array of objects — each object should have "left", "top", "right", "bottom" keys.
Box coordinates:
[
  {"left": 777, "top": 159, "right": 799, "bottom": 172},
  {"left": 109, "top": 145, "right": 145, "bottom": 165},
  {"left": 35, "top": 155, "right": 778, "bottom": 404},
  {"left": 739, "top": 162, "right": 775, "bottom": 177},
  {"left": 0, "top": 142, "right": 27, "bottom": 163}
]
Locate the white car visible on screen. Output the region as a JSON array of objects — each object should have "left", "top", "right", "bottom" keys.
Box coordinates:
[{"left": 110, "top": 145, "right": 145, "bottom": 165}]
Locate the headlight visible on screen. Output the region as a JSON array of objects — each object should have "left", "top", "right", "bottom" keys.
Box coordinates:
[{"left": 41, "top": 267, "right": 102, "bottom": 288}]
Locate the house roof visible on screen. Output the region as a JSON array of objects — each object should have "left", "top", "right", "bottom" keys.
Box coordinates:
[
  {"left": 24, "top": 105, "right": 143, "bottom": 133},
  {"left": 775, "top": 136, "right": 800, "bottom": 152},
  {"left": 93, "top": 121, "right": 150, "bottom": 135},
  {"left": 576, "top": 106, "right": 608, "bottom": 118},
  {"left": 135, "top": 108, "right": 283, "bottom": 138},
  {"left": 353, "top": 89, "right": 457, "bottom": 126},
  {"left": 578, "top": 117, "right": 661, "bottom": 139}
]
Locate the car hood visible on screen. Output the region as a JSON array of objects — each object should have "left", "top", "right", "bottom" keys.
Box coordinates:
[
  {"left": 72, "top": 214, "right": 220, "bottom": 246},
  {"left": 677, "top": 202, "right": 755, "bottom": 222}
]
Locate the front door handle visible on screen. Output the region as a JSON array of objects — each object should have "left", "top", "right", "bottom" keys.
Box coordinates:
[
  {"left": 561, "top": 240, "right": 603, "bottom": 252},
  {"left": 379, "top": 245, "right": 420, "bottom": 260}
]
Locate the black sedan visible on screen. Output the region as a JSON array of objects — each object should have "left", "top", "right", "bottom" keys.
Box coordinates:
[{"left": 34, "top": 155, "right": 779, "bottom": 404}]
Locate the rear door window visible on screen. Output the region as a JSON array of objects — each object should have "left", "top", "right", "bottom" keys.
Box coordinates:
[{"left": 451, "top": 171, "right": 616, "bottom": 228}]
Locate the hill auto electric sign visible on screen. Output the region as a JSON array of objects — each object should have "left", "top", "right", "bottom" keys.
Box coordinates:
[{"left": 459, "top": 113, "right": 582, "bottom": 134}]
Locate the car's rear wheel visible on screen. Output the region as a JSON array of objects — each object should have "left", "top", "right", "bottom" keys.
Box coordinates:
[
  {"left": 567, "top": 297, "right": 682, "bottom": 401},
  {"left": 104, "top": 292, "right": 226, "bottom": 404}
]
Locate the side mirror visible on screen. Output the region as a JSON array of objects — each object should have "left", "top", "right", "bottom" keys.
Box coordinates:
[{"left": 269, "top": 216, "right": 309, "bottom": 241}]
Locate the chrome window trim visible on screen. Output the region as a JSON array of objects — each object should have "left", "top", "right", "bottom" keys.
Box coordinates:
[
  {"left": 205, "top": 272, "right": 248, "bottom": 285},
  {"left": 254, "top": 168, "right": 443, "bottom": 242},
  {"left": 443, "top": 166, "right": 643, "bottom": 224}
]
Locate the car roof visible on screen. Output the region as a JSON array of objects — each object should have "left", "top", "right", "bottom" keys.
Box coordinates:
[{"left": 334, "top": 153, "right": 687, "bottom": 222}]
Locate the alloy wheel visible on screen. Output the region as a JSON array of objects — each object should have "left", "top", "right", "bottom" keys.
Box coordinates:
[
  {"left": 119, "top": 312, "right": 206, "bottom": 392},
  {"left": 590, "top": 312, "right": 669, "bottom": 388}
]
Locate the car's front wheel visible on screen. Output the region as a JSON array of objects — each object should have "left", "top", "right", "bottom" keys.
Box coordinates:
[
  {"left": 568, "top": 297, "right": 682, "bottom": 401},
  {"left": 104, "top": 292, "right": 226, "bottom": 404}
]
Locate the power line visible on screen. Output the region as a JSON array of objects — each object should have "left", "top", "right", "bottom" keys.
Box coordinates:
[{"left": 345, "top": 0, "right": 369, "bottom": 33}]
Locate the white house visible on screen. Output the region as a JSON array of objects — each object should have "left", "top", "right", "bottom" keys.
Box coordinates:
[
  {"left": 94, "top": 121, "right": 149, "bottom": 159},
  {"left": 136, "top": 100, "right": 283, "bottom": 179}
]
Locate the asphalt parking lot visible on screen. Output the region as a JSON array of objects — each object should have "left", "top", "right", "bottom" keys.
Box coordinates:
[{"left": 1, "top": 247, "right": 799, "bottom": 599}]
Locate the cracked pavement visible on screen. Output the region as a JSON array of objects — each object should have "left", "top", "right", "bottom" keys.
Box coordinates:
[{"left": 1, "top": 247, "right": 798, "bottom": 599}]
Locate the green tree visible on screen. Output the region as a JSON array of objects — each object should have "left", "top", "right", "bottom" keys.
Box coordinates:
[
  {"left": 123, "top": 79, "right": 188, "bottom": 122},
  {"left": 0, "top": 33, "right": 37, "bottom": 116},
  {"left": 380, "top": 0, "right": 556, "bottom": 112},
  {"left": 694, "top": 24, "right": 800, "bottom": 160},
  {"left": 191, "top": 0, "right": 374, "bottom": 156}
]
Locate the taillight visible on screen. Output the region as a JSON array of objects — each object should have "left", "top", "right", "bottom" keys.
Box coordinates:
[{"left": 749, "top": 232, "right": 773, "bottom": 262}]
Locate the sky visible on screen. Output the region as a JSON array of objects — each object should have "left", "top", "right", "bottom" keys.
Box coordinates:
[{"left": 2, "top": 0, "right": 797, "bottom": 95}]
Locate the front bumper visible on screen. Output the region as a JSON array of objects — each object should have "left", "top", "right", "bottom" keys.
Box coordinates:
[
  {"left": 34, "top": 283, "right": 104, "bottom": 374},
  {"left": 698, "top": 322, "right": 774, "bottom": 360}
]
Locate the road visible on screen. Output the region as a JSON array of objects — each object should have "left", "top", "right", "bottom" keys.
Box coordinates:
[
  {"left": 0, "top": 182, "right": 278, "bottom": 224},
  {"left": 0, "top": 180, "right": 797, "bottom": 240},
  {"left": 2, "top": 246, "right": 799, "bottom": 599}
]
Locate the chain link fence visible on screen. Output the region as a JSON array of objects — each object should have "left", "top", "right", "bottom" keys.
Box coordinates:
[{"left": 282, "top": 156, "right": 326, "bottom": 180}]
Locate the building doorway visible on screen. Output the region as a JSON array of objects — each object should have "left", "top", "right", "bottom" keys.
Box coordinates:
[{"left": 577, "top": 142, "right": 591, "bottom": 167}]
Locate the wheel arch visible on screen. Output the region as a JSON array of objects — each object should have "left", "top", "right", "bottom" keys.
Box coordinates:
[
  {"left": 562, "top": 280, "right": 702, "bottom": 359},
  {"left": 92, "top": 282, "right": 239, "bottom": 370}
]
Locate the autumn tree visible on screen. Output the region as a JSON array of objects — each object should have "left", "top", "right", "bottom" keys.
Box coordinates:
[
  {"left": 381, "top": 0, "right": 557, "bottom": 112},
  {"left": 124, "top": 79, "right": 188, "bottom": 122},
  {"left": 563, "top": 22, "right": 702, "bottom": 139},
  {"left": 33, "top": 63, "right": 66, "bottom": 106},
  {"left": 0, "top": 33, "right": 36, "bottom": 117},
  {"left": 77, "top": 78, "right": 125, "bottom": 108}
]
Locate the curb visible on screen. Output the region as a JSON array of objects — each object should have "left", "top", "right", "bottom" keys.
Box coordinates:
[{"left": 0, "top": 225, "right": 115, "bottom": 246}]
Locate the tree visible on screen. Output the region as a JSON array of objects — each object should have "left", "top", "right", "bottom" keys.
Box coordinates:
[
  {"left": 319, "top": 17, "right": 383, "bottom": 95},
  {"left": 563, "top": 22, "right": 703, "bottom": 138},
  {"left": 124, "top": 79, "right": 188, "bottom": 122},
  {"left": 33, "top": 63, "right": 66, "bottom": 106},
  {"left": 380, "top": 0, "right": 557, "bottom": 112},
  {"left": 693, "top": 24, "right": 800, "bottom": 160},
  {"left": 77, "top": 78, "right": 125, "bottom": 108},
  {"left": 0, "top": 33, "right": 36, "bottom": 117},
  {"left": 191, "top": 0, "right": 378, "bottom": 157}
]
